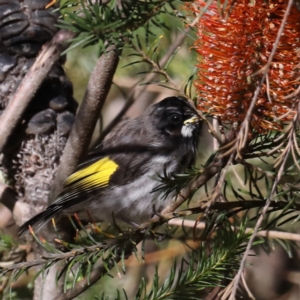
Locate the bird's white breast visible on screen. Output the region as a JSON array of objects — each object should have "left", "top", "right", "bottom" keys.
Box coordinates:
[
  {"left": 181, "top": 124, "right": 194, "bottom": 137},
  {"left": 86, "top": 155, "right": 177, "bottom": 224}
]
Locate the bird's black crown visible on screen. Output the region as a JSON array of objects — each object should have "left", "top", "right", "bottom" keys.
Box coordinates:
[{"left": 150, "top": 96, "right": 200, "bottom": 138}]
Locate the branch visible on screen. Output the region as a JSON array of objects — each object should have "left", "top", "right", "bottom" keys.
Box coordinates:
[
  {"left": 54, "top": 265, "right": 106, "bottom": 300},
  {"left": 2, "top": 199, "right": 299, "bottom": 272},
  {"left": 229, "top": 0, "right": 295, "bottom": 291},
  {"left": 168, "top": 218, "right": 300, "bottom": 242},
  {"left": 0, "top": 30, "right": 75, "bottom": 153},
  {"left": 49, "top": 47, "right": 120, "bottom": 202},
  {"left": 98, "top": 26, "right": 192, "bottom": 143},
  {"left": 0, "top": 232, "right": 145, "bottom": 300},
  {"left": 130, "top": 43, "right": 179, "bottom": 91},
  {"left": 230, "top": 125, "right": 293, "bottom": 299},
  {"left": 178, "top": 200, "right": 300, "bottom": 216},
  {"left": 0, "top": 242, "right": 108, "bottom": 271},
  {"left": 139, "top": 153, "right": 228, "bottom": 229}
]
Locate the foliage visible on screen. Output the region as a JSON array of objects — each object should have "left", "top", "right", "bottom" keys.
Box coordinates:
[
  {"left": 135, "top": 222, "right": 256, "bottom": 300},
  {"left": 58, "top": 0, "right": 192, "bottom": 53},
  {"left": 0, "top": 217, "right": 260, "bottom": 300},
  {"left": 2, "top": 0, "right": 300, "bottom": 299}
]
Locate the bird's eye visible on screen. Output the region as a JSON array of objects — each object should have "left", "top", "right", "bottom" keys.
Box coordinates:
[{"left": 168, "top": 113, "right": 182, "bottom": 125}]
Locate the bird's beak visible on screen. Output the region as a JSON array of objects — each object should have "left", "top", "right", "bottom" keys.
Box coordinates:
[{"left": 184, "top": 115, "right": 199, "bottom": 124}]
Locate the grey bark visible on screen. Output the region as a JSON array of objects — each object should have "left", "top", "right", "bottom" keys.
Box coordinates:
[{"left": 0, "top": 1, "right": 77, "bottom": 299}]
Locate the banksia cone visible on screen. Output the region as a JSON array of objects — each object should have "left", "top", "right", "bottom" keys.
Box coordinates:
[
  {"left": 0, "top": 0, "right": 77, "bottom": 226},
  {"left": 186, "top": 0, "right": 300, "bottom": 132}
]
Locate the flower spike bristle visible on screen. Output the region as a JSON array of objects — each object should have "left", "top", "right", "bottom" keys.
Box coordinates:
[{"left": 186, "top": 0, "right": 300, "bottom": 133}]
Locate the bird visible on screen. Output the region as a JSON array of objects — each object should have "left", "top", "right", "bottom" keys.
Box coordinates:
[{"left": 18, "top": 96, "right": 201, "bottom": 235}]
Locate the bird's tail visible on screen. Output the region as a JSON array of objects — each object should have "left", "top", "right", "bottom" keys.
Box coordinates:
[{"left": 18, "top": 205, "right": 61, "bottom": 236}]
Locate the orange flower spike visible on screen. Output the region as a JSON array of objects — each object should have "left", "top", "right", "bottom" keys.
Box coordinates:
[{"left": 185, "top": 0, "right": 300, "bottom": 132}]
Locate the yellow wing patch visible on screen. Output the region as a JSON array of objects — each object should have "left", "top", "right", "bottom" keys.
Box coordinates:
[{"left": 64, "top": 157, "right": 119, "bottom": 190}]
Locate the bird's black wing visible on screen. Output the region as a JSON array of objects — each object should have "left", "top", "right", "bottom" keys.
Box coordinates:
[{"left": 18, "top": 121, "right": 160, "bottom": 235}]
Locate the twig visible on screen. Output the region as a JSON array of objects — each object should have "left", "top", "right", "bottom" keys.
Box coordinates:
[
  {"left": 229, "top": 0, "right": 295, "bottom": 289},
  {"left": 220, "top": 278, "right": 235, "bottom": 300},
  {"left": 182, "top": 200, "right": 300, "bottom": 215},
  {"left": 5, "top": 199, "right": 298, "bottom": 272},
  {"left": 97, "top": 82, "right": 138, "bottom": 143},
  {"left": 241, "top": 273, "right": 255, "bottom": 300},
  {"left": 2, "top": 198, "right": 300, "bottom": 297},
  {"left": 236, "top": 160, "right": 275, "bottom": 179},
  {"left": 168, "top": 219, "right": 300, "bottom": 242},
  {"left": 0, "top": 242, "right": 107, "bottom": 271},
  {"left": 208, "top": 151, "right": 235, "bottom": 205},
  {"left": 0, "top": 30, "right": 75, "bottom": 153},
  {"left": 230, "top": 138, "right": 290, "bottom": 297},
  {"left": 131, "top": 43, "right": 180, "bottom": 91},
  {"left": 231, "top": 116, "right": 296, "bottom": 300},
  {"left": 161, "top": 158, "right": 224, "bottom": 213},
  {"left": 212, "top": 118, "right": 221, "bottom": 151},
  {"left": 49, "top": 47, "right": 120, "bottom": 202},
  {"left": 98, "top": 25, "right": 194, "bottom": 143},
  {"left": 139, "top": 153, "right": 229, "bottom": 229},
  {"left": 54, "top": 265, "right": 106, "bottom": 300},
  {"left": 53, "top": 233, "right": 144, "bottom": 300}
]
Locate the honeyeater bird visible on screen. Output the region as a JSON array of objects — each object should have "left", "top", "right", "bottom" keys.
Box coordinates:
[{"left": 19, "top": 96, "right": 201, "bottom": 235}]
